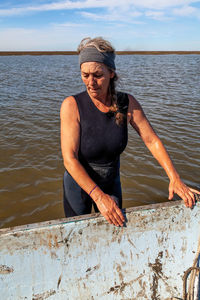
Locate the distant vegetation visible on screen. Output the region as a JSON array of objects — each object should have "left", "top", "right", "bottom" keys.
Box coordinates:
[{"left": 0, "top": 51, "right": 200, "bottom": 56}]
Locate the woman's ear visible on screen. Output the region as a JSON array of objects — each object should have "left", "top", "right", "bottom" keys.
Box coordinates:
[{"left": 110, "top": 71, "right": 115, "bottom": 79}]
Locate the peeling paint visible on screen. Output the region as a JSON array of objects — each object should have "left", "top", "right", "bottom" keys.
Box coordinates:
[
  {"left": 0, "top": 264, "right": 14, "bottom": 274},
  {"left": 149, "top": 251, "right": 163, "bottom": 299},
  {"left": 57, "top": 275, "right": 62, "bottom": 289},
  {"left": 0, "top": 201, "right": 200, "bottom": 299},
  {"left": 32, "top": 289, "right": 56, "bottom": 300}
]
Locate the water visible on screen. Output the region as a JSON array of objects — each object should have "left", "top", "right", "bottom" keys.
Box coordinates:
[{"left": 0, "top": 55, "right": 199, "bottom": 229}]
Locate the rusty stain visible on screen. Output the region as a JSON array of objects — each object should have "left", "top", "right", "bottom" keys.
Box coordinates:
[
  {"left": 48, "top": 233, "right": 53, "bottom": 249},
  {"left": 86, "top": 264, "right": 100, "bottom": 276},
  {"left": 44, "top": 233, "right": 60, "bottom": 250},
  {"left": 57, "top": 275, "right": 62, "bottom": 289},
  {"left": 0, "top": 264, "right": 14, "bottom": 274},
  {"left": 54, "top": 235, "right": 59, "bottom": 248},
  {"left": 165, "top": 298, "right": 182, "bottom": 300},
  {"left": 127, "top": 237, "right": 136, "bottom": 248},
  {"left": 120, "top": 250, "right": 125, "bottom": 258},
  {"left": 135, "top": 279, "right": 148, "bottom": 298},
  {"left": 138, "top": 278, "right": 147, "bottom": 289},
  {"left": 108, "top": 285, "right": 121, "bottom": 293},
  {"left": 106, "top": 275, "right": 145, "bottom": 296},
  {"left": 113, "top": 227, "right": 125, "bottom": 243},
  {"left": 148, "top": 251, "right": 173, "bottom": 299},
  {"left": 149, "top": 251, "right": 163, "bottom": 300},
  {"left": 22, "top": 230, "right": 64, "bottom": 251},
  {"left": 86, "top": 267, "right": 91, "bottom": 272},
  {"left": 32, "top": 289, "right": 56, "bottom": 300},
  {"left": 64, "top": 237, "right": 70, "bottom": 248},
  {"left": 180, "top": 237, "right": 187, "bottom": 254},
  {"left": 118, "top": 236, "right": 123, "bottom": 243},
  {"left": 95, "top": 219, "right": 106, "bottom": 227},
  {"left": 165, "top": 249, "right": 169, "bottom": 258},
  {"left": 63, "top": 229, "right": 73, "bottom": 248},
  {"left": 116, "top": 264, "right": 124, "bottom": 282},
  {"left": 130, "top": 250, "right": 133, "bottom": 260},
  {"left": 50, "top": 251, "right": 58, "bottom": 259},
  {"left": 1, "top": 201, "right": 200, "bottom": 299},
  {"left": 13, "top": 232, "right": 21, "bottom": 238},
  {"left": 157, "top": 235, "right": 165, "bottom": 245}
]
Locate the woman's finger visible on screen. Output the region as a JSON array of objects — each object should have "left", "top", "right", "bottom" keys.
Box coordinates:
[
  {"left": 184, "top": 188, "right": 196, "bottom": 207},
  {"left": 188, "top": 190, "right": 196, "bottom": 205},
  {"left": 108, "top": 207, "right": 124, "bottom": 226},
  {"left": 168, "top": 188, "right": 174, "bottom": 200},
  {"left": 180, "top": 188, "right": 199, "bottom": 206},
  {"left": 115, "top": 207, "right": 125, "bottom": 224},
  {"left": 189, "top": 188, "right": 200, "bottom": 195},
  {"left": 109, "top": 214, "right": 121, "bottom": 227},
  {"left": 112, "top": 211, "right": 124, "bottom": 227},
  {"left": 187, "top": 194, "right": 194, "bottom": 208},
  {"left": 180, "top": 190, "right": 194, "bottom": 208}
]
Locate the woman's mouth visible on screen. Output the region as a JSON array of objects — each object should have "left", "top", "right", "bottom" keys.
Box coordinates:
[{"left": 89, "top": 87, "right": 98, "bottom": 92}]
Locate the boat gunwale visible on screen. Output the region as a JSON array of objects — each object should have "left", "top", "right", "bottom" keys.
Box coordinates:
[{"left": 0, "top": 200, "right": 188, "bottom": 235}]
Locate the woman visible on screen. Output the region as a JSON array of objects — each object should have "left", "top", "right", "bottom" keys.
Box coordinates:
[{"left": 60, "top": 37, "right": 199, "bottom": 227}]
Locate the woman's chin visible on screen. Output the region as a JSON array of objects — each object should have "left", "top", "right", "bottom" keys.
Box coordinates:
[{"left": 88, "top": 89, "right": 99, "bottom": 97}]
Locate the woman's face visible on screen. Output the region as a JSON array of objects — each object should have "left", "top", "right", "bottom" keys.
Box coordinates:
[{"left": 81, "top": 62, "right": 114, "bottom": 100}]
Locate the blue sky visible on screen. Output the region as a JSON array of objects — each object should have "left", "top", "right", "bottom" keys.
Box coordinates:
[{"left": 0, "top": 0, "right": 200, "bottom": 51}]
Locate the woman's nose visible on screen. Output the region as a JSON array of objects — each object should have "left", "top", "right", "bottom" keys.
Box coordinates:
[{"left": 88, "top": 75, "right": 95, "bottom": 85}]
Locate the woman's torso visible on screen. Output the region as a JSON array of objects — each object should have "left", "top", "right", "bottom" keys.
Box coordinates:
[{"left": 73, "top": 90, "right": 129, "bottom": 185}]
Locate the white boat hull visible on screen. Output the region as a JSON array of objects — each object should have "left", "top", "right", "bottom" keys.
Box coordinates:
[{"left": 0, "top": 201, "right": 200, "bottom": 299}]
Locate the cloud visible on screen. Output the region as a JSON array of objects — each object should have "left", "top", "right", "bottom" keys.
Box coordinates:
[
  {"left": 0, "top": 0, "right": 199, "bottom": 16},
  {"left": 80, "top": 9, "right": 142, "bottom": 23},
  {"left": 128, "top": 0, "right": 197, "bottom": 9},
  {"left": 145, "top": 10, "right": 172, "bottom": 21},
  {"left": 52, "top": 22, "right": 86, "bottom": 28},
  {"left": 172, "top": 5, "right": 200, "bottom": 17},
  {"left": 0, "top": 1, "right": 114, "bottom": 16}
]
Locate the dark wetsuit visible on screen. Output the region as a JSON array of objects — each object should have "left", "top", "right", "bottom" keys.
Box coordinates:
[{"left": 63, "top": 90, "right": 129, "bottom": 217}]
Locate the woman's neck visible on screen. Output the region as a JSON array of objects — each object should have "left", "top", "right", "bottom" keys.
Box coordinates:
[{"left": 88, "top": 91, "right": 112, "bottom": 112}]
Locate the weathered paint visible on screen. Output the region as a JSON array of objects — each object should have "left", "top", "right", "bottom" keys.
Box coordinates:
[{"left": 0, "top": 200, "right": 200, "bottom": 300}]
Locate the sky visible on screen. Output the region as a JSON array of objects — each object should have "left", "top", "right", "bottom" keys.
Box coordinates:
[{"left": 0, "top": 0, "right": 200, "bottom": 51}]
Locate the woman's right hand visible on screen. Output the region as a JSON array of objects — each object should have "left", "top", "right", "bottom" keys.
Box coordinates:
[{"left": 94, "top": 193, "right": 125, "bottom": 227}]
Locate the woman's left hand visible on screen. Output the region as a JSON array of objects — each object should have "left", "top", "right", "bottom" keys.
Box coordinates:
[{"left": 168, "top": 177, "right": 200, "bottom": 208}]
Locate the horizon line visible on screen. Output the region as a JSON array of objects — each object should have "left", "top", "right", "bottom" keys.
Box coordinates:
[{"left": 0, "top": 50, "right": 200, "bottom": 56}]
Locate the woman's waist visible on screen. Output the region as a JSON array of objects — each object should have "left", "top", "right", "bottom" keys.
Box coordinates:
[{"left": 80, "top": 157, "right": 120, "bottom": 186}]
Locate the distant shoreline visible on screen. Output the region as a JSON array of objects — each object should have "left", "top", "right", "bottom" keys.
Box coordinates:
[{"left": 0, "top": 51, "right": 200, "bottom": 56}]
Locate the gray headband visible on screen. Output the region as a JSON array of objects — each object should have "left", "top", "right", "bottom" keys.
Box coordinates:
[{"left": 79, "top": 47, "right": 116, "bottom": 70}]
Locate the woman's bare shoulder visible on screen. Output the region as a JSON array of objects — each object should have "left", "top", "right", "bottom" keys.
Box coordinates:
[
  {"left": 60, "top": 96, "right": 79, "bottom": 120},
  {"left": 60, "top": 96, "right": 77, "bottom": 111},
  {"left": 127, "top": 94, "right": 142, "bottom": 110},
  {"left": 126, "top": 94, "right": 143, "bottom": 123}
]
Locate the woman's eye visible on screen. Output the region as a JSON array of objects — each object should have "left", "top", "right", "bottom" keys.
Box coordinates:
[{"left": 95, "top": 74, "right": 102, "bottom": 78}]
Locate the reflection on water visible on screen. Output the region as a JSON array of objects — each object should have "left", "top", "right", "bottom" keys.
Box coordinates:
[{"left": 0, "top": 55, "right": 199, "bottom": 228}]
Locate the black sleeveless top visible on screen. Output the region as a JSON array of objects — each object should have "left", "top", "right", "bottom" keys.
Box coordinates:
[{"left": 74, "top": 91, "right": 129, "bottom": 186}]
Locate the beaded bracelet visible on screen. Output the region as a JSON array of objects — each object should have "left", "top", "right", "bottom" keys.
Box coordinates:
[{"left": 89, "top": 185, "right": 98, "bottom": 196}]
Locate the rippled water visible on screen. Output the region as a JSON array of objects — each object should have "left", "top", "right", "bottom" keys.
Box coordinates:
[{"left": 0, "top": 55, "right": 199, "bottom": 228}]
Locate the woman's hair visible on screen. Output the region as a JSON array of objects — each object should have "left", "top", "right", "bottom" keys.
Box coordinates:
[
  {"left": 77, "top": 37, "right": 126, "bottom": 126},
  {"left": 77, "top": 37, "right": 115, "bottom": 54}
]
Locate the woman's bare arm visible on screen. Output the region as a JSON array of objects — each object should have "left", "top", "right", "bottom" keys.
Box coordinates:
[
  {"left": 60, "top": 96, "right": 96, "bottom": 195},
  {"left": 60, "top": 96, "right": 125, "bottom": 226},
  {"left": 127, "top": 94, "right": 200, "bottom": 207}
]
